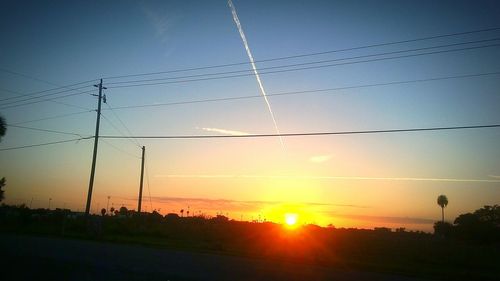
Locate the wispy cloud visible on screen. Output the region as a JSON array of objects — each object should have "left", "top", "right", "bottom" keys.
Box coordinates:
[
  {"left": 121, "top": 196, "right": 369, "bottom": 211},
  {"left": 141, "top": 3, "right": 177, "bottom": 43},
  {"left": 309, "top": 155, "right": 332, "bottom": 163},
  {"left": 489, "top": 175, "right": 500, "bottom": 179},
  {"left": 198, "top": 127, "right": 249, "bottom": 136},
  {"left": 326, "top": 213, "right": 436, "bottom": 225},
  {"left": 156, "top": 174, "right": 500, "bottom": 183}
]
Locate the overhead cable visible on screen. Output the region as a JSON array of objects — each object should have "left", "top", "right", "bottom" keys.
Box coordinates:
[
  {"left": 107, "top": 43, "right": 500, "bottom": 89},
  {"left": 102, "top": 27, "right": 500, "bottom": 80},
  {"left": 97, "top": 124, "right": 500, "bottom": 139}
]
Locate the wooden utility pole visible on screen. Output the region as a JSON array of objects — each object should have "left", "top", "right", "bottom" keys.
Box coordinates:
[
  {"left": 85, "top": 79, "right": 105, "bottom": 216},
  {"left": 137, "top": 146, "right": 145, "bottom": 213}
]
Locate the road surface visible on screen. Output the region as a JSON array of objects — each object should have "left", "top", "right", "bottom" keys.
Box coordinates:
[{"left": 1, "top": 234, "right": 432, "bottom": 281}]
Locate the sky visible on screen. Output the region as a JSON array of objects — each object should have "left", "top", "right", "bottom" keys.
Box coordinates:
[{"left": 1, "top": 0, "right": 500, "bottom": 231}]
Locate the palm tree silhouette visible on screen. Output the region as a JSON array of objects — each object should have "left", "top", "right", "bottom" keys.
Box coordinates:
[
  {"left": 0, "top": 177, "right": 5, "bottom": 202},
  {"left": 0, "top": 115, "right": 6, "bottom": 141},
  {"left": 180, "top": 209, "right": 184, "bottom": 217},
  {"left": 437, "top": 195, "right": 448, "bottom": 222},
  {"left": 0, "top": 116, "right": 7, "bottom": 202}
]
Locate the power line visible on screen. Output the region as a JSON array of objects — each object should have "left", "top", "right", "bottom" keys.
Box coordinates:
[
  {"left": 104, "top": 102, "right": 142, "bottom": 148},
  {"left": 0, "top": 72, "right": 93, "bottom": 111},
  {"left": 6, "top": 124, "right": 88, "bottom": 137},
  {"left": 0, "top": 79, "right": 96, "bottom": 103},
  {"left": 0, "top": 67, "right": 65, "bottom": 86},
  {"left": 0, "top": 138, "right": 86, "bottom": 152},
  {"left": 0, "top": 89, "right": 96, "bottom": 110},
  {"left": 104, "top": 71, "right": 500, "bottom": 110},
  {"left": 102, "top": 26, "right": 500, "bottom": 80},
  {"left": 0, "top": 66, "right": 96, "bottom": 111},
  {"left": 1, "top": 29, "right": 498, "bottom": 107},
  {"left": 1, "top": 27, "right": 498, "bottom": 105},
  {"left": 107, "top": 43, "right": 500, "bottom": 89},
  {"left": 50, "top": 100, "right": 91, "bottom": 111},
  {"left": 6, "top": 125, "right": 484, "bottom": 151},
  {"left": 0, "top": 85, "right": 94, "bottom": 108},
  {"left": 106, "top": 38, "right": 500, "bottom": 86},
  {"left": 0, "top": 86, "right": 21, "bottom": 95},
  {"left": 8, "top": 110, "right": 93, "bottom": 125},
  {"left": 1, "top": 86, "right": 91, "bottom": 111},
  {"left": 101, "top": 113, "right": 142, "bottom": 148},
  {"left": 101, "top": 113, "right": 130, "bottom": 137},
  {"left": 100, "top": 138, "right": 141, "bottom": 159},
  {"left": 97, "top": 124, "right": 500, "bottom": 140}
]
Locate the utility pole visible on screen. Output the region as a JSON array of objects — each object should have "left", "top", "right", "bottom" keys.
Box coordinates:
[
  {"left": 137, "top": 146, "right": 146, "bottom": 213},
  {"left": 85, "top": 79, "right": 106, "bottom": 216}
]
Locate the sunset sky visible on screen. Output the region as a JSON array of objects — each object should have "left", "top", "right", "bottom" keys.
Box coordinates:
[{"left": 1, "top": 0, "right": 500, "bottom": 231}]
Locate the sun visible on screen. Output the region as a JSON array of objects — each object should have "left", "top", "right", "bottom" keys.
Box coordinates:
[{"left": 285, "top": 213, "right": 298, "bottom": 227}]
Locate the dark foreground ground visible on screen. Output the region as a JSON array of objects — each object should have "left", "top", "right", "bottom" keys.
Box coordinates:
[{"left": 1, "top": 234, "right": 432, "bottom": 281}]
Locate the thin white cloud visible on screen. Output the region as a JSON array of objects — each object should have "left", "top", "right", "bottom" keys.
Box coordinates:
[
  {"left": 309, "top": 155, "right": 332, "bottom": 163},
  {"left": 156, "top": 174, "right": 500, "bottom": 183},
  {"left": 489, "top": 175, "right": 500, "bottom": 179},
  {"left": 199, "top": 127, "right": 249, "bottom": 136},
  {"left": 141, "top": 3, "right": 177, "bottom": 43},
  {"left": 119, "top": 195, "right": 369, "bottom": 211},
  {"left": 324, "top": 213, "right": 436, "bottom": 225}
]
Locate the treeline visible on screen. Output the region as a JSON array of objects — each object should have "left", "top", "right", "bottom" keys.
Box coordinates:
[
  {"left": 1, "top": 203, "right": 499, "bottom": 244},
  {"left": 434, "top": 205, "right": 500, "bottom": 243},
  {"left": 0, "top": 203, "right": 499, "bottom": 280}
]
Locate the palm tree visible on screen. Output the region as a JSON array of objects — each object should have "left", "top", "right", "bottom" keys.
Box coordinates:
[
  {"left": 0, "top": 115, "right": 6, "bottom": 141},
  {"left": 180, "top": 209, "right": 184, "bottom": 217},
  {"left": 0, "top": 115, "right": 6, "bottom": 202},
  {"left": 0, "top": 177, "right": 5, "bottom": 202},
  {"left": 101, "top": 208, "right": 107, "bottom": 216},
  {"left": 437, "top": 195, "right": 449, "bottom": 222}
]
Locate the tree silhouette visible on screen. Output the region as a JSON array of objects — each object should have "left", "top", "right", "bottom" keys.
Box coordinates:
[
  {"left": 437, "top": 195, "right": 449, "bottom": 222},
  {"left": 0, "top": 115, "right": 6, "bottom": 202},
  {"left": 0, "top": 177, "right": 5, "bottom": 202},
  {"left": 472, "top": 205, "right": 500, "bottom": 226},
  {"left": 180, "top": 209, "right": 184, "bottom": 217},
  {"left": 0, "top": 115, "right": 6, "bottom": 141},
  {"left": 433, "top": 221, "right": 453, "bottom": 237},
  {"left": 110, "top": 206, "right": 115, "bottom": 215},
  {"left": 101, "top": 208, "right": 107, "bottom": 216},
  {"left": 119, "top": 206, "right": 128, "bottom": 216}
]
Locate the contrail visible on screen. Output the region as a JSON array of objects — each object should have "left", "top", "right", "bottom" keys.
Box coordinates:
[{"left": 227, "top": 0, "right": 285, "bottom": 149}]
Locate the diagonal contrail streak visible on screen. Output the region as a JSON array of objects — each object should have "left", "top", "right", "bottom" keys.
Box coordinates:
[{"left": 228, "top": 0, "right": 285, "bottom": 149}]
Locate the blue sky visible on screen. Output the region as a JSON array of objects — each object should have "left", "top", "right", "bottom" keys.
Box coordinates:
[{"left": 1, "top": 0, "right": 500, "bottom": 230}]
